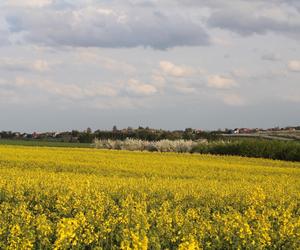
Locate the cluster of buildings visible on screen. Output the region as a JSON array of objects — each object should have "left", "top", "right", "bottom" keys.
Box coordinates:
[
  {"left": 0, "top": 126, "right": 298, "bottom": 141},
  {"left": 226, "top": 126, "right": 298, "bottom": 134},
  {"left": 0, "top": 131, "right": 80, "bottom": 142}
]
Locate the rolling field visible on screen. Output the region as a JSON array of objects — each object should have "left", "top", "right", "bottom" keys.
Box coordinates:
[{"left": 0, "top": 145, "right": 299, "bottom": 249}]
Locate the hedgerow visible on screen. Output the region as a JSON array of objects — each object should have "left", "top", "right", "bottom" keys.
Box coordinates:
[{"left": 94, "top": 138, "right": 300, "bottom": 162}]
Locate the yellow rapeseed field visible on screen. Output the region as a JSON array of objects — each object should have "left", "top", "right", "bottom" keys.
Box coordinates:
[{"left": 0, "top": 145, "right": 299, "bottom": 249}]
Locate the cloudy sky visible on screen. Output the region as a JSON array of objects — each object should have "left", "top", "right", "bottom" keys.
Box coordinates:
[{"left": 0, "top": 0, "right": 299, "bottom": 132}]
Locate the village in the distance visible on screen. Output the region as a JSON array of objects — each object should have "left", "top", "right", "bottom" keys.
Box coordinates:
[{"left": 0, "top": 125, "right": 299, "bottom": 143}]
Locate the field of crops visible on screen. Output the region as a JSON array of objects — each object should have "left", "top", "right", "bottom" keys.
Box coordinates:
[
  {"left": 0, "top": 139, "right": 92, "bottom": 148},
  {"left": 0, "top": 145, "right": 299, "bottom": 249}
]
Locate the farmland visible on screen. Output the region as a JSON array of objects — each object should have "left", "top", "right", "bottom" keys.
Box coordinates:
[
  {"left": 0, "top": 139, "right": 92, "bottom": 148},
  {"left": 0, "top": 145, "right": 299, "bottom": 249}
]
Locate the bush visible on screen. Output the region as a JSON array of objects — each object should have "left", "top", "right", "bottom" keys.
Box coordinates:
[
  {"left": 94, "top": 139, "right": 198, "bottom": 153},
  {"left": 191, "top": 139, "right": 300, "bottom": 162},
  {"left": 94, "top": 138, "right": 300, "bottom": 162}
]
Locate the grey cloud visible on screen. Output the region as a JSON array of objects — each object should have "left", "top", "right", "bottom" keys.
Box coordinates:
[
  {"left": 261, "top": 53, "right": 281, "bottom": 61},
  {"left": 170, "top": 0, "right": 300, "bottom": 10},
  {"left": 128, "top": 1, "right": 300, "bottom": 40},
  {"left": 0, "top": 0, "right": 300, "bottom": 130},
  {"left": 0, "top": 35, "right": 8, "bottom": 46},
  {"left": 4, "top": 0, "right": 300, "bottom": 49},
  {"left": 5, "top": 6, "right": 210, "bottom": 49},
  {"left": 0, "top": 15, "right": 10, "bottom": 46},
  {"left": 5, "top": 16, "right": 23, "bottom": 32},
  {"left": 207, "top": 3, "right": 300, "bottom": 38},
  {"left": 280, "top": 0, "right": 300, "bottom": 11}
]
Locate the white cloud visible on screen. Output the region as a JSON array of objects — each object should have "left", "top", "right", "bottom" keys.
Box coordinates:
[
  {"left": 0, "top": 0, "right": 300, "bottom": 127},
  {"left": 0, "top": 58, "right": 50, "bottom": 72},
  {"left": 91, "top": 97, "right": 136, "bottom": 110},
  {"left": 9, "top": 77, "right": 118, "bottom": 100},
  {"left": 288, "top": 60, "right": 300, "bottom": 72},
  {"left": 15, "top": 76, "right": 29, "bottom": 86},
  {"left": 222, "top": 93, "right": 245, "bottom": 106},
  {"left": 46, "top": 84, "right": 116, "bottom": 100},
  {"left": 230, "top": 69, "right": 251, "bottom": 78},
  {"left": 0, "top": 76, "right": 154, "bottom": 110},
  {"left": 174, "top": 84, "right": 196, "bottom": 94},
  {"left": 152, "top": 74, "right": 166, "bottom": 88},
  {"left": 207, "top": 75, "right": 237, "bottom": 89},
  {"left": 4, "top": 0, "right": 53, "bottom": 8},
  {"left": 32, "top": 60, "right": 50, "bottom": 72},
  {"left": 159, "top": 61, "right": 195, "bottom": 77},
  {"left": 211, "top": 36, "right": 233, "bottom": 47},
  {"left": 284, "top": 94, "right": 300, "bottom": 103},
  {"left": 78, "top": 51, "right": 136, "bottom": 74},
  {"left": 48, "top": 83, "right": 118, "bottom": 100},
  {"left": 126, "top": 79, "right": 157, "bottom": 96},
  {"left": 100, "top": 58, "right": 136, "bottom": 75}
]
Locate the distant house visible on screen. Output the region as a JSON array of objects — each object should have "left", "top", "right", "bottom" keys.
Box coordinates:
[
  {"left": 233, "top": 128, "right": 240, "bottom": 134},
  {"left": 285, "top": 127, "right": 296, "bottom": 131},
  {"left": 239, "top": 128, "right": 252, "bottom": 134},
  {"left": 268, "top": 127, "right": 280, "bottom": 132},
  {"left": 24, "top": 133, "right": 32, "bottom": 139},
  {"left": 14, "top": 132, "right": 21, "bottom": 138}
]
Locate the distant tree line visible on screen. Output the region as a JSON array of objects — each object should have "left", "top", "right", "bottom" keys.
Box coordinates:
[
  {"left": 94, "top": 138, "right": 300, "bottom": 162},
  {"left": 0, "top": 127, "right": 223, "bottom": 143},
  {"left": 1, "top": 127, "right": 300, "bottom": 161},
  {"left": 91, "top": 127, "right": 222, "bottom": 143},
  {"left": 191, "top": 139, "right": 300, "bottom": 162},
  {"left": 1, "top": 125, "right": 299, "bottom": 144}
]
